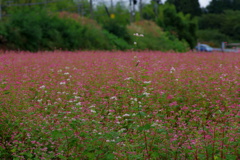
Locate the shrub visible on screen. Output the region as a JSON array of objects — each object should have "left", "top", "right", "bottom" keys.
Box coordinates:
[
  {"left": 197, "top": 29, "right": 231, "bottom": 47},
  {"left": 103, "top": 30, "right": 132, "bottom": 50},
  {"left": 127, "top": 20, "right": 189, "bottom": 52},
  {"left": 102, "top": 19, "right": 132, "bottom": 43},
  {"left": 1, "top": 9, "right": 113, "bottom": 51}
]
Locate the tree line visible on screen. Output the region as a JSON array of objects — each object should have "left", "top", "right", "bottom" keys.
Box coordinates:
[{"left": 0, "top": 0, "right": 239, "bottom": 51}]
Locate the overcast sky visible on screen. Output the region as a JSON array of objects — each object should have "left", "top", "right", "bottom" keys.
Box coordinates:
[{"left": 97, "top": 0, "right": 211, "bottom": 8}]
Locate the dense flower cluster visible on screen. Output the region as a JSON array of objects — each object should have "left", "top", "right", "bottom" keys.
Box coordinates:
[{"left": 0, "top": 51, "right": 239, "bottom": 159}]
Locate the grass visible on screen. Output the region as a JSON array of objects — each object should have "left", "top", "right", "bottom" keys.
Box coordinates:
[{"left": 0, "top": 50, "right": 239, "bottom": 159}]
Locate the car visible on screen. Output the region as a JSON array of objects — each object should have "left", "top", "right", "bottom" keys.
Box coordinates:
[{"left": 195, "top": 44, "right": 213, "bottom": 52}]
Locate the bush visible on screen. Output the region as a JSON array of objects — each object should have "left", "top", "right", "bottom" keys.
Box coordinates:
[
  {"left": 197, "top": 29, "right": 231, "bottom": 47},
  {"left": 156, "top": 4, "right": 198, "bottom": 49},
  {"left": 102, "top": 19, "right": 132, "bottom": 43},
  {"left": 1, "top": 9, "right": 113, "bottom": 51},
  {"left": 103, "top": 30, "right": 132, "bottom": 50},
  {"left": 127, "top": 20, "right": 189, "bottom": 52}
]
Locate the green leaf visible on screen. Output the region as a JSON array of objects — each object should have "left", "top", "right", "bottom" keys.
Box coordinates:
[
  {"left": 4, "top": 90, "right": 10, "bottom": 95},
  {"left": 157, "top": 129, "right": 167, "bottom": 133},
  {"left": 106, "top": 153, "right": 115, "bottom": 160},
  {"left": 138, "top": 111, "right": 146, "bottom": 117},
  {"left": 137, "top": 124, "right": 151, "bottom": 131},
  {"left": 24, "top": 152, "right": 33, "bottom": 158},
  {"left": 51, "top": 130, "right": 63, "bottom": 139},
  {"left": 58, "top": 155, "right": 67, "bottom": 159},
  {"left": 11, "top": 148, "right": 16, "bottom": 153}
]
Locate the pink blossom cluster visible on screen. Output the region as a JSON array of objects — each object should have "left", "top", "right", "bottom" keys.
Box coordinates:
[{"left": 0, "top": 50, "right": 239, "bottom": 159}]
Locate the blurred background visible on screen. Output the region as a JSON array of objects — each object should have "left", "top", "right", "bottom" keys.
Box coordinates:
[{"left": 0, "top": 0, "right": 239, "bottom": 52}]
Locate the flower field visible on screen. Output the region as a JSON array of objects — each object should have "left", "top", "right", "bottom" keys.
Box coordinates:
[{"left": 0, "top": 51, "right": 239, "bottom": 159}]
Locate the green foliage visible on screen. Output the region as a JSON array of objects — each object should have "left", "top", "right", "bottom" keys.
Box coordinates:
[
  {"left": 1, "top": 9, "right": 113, "bottom": 51},
  {"left": 103, "top": 30, "right": 132, "bottom": 50},
  {"left": 95, "top": 2, "right": 131, "bottom": 43},
  {"left": 198, "top": 10, "right": 240, "bottom": 42},
  {"left": 207, "top": 0, "right": 240, "bottom": 13},
  {"left": 1, "top": 0, "right": 76, "bottom": 15},
  {"left": 221, "top": 10, "right": 240, "bottom": 40},
  {"left": 94, "top": 2, "right": 130, "bottom": 25},
  {"left": 198, "top": 13, "right": 224, "bottom": 30},
  {"left": 166, "top": 0, "right": 202, "bottom": 16},
  {"left": 0, "top": 23, "right": 7, "bottom": 48},
  {"left": 102, "top": 19, "right": 132, "bottom": 43},
  {"left": 5, "top": 9, "right": 43, "bottom": 51},
  {"left": 156, "top": 4, "right": 198, "bottom": 49},
  {"left": 128, "top": 20, "right": 189, "bottom": 52},
  {"left": 197, "top": 29, "right": 231, "bottom": 47}
]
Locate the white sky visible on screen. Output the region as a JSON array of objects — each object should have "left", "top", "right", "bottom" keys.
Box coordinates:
[
  {"left": 161, "top": 0, "right": 211, "bottom": 7},
  {"left": 97, "top": 0, "right": 211, "bottom": 8}
]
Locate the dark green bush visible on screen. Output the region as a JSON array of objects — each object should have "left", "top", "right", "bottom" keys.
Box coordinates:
[
  {"left": 1, "top": 9, "right": 113, "bottom": 52},
  {"left": 197, "top": 29, "right": 231, "bottom": 47},
  {"left": 102, "top": 19, "right": 132, "bottom": 43},
  {"left": 103, "top": 30, "right": 132, "bottom": 50},
  {"left": 128, "top": 21, "right": 189, "bottom": 52}
]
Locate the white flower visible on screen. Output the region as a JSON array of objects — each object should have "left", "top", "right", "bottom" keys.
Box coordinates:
[
  {"left": 91, "top": 109, "right": 96, "bottom": 113},
  {"left": 89, "top": 105, "right": 95, "bottom": 108},
  {"left": 60, "top": 81, "right": 66, "bottom": 85},
  {"left": 123, "top": 114, "right": 130, "bottom": 117},
  {"left": 39, "top": 85, "right": 45, "bottom": 89},
  {"left": 57, "top": 69, "right": 62, "bottom": 73},
  {"left": 143, "top": 92, "right": 150, "bottom": 97},
  {"left": 130, "top": 98, "right": 138, "bottom": 102},
  {"left": 170, "top": 67, "right": 176, "bottom": 73},
  {"left": 64, "top": 72, "right": 69, "bottom": 75},
  {"left": 143, "top": 81, "right": 151, "bottom": 84},
  {"left": 134, "top": 42, "right": 137, "bottom": 45},
  {"left": 133, "top": 33, "right": 139, "bottom": 36},
  {"left": 140, "top": 34, "right": 144, "bottom": 37},
  {"left": 124, "top": 77, "right": 132, "bottom": 80},
  {"left": 116, "top": 116, "right": 122, "bottom": 119},
  {"left": 37, "top": 99, "right": 42, "bottom": 102},
  {"left": 118, "top": 128, "right": 126, "bottom": 132},
  {"left": 110, "top": 96, "right": 118, "bottom": 100},
  {"left": 76, "top": 102, "right": 81, "bottom": 106},
  {"left": 75, "top": 96, "right": 80, "bottom": 99},
  {"left": 65, "top": 66, "right": 70, "bottom": 69}
]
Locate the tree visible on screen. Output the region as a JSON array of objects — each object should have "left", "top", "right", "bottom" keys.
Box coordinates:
[
  {"left": 151, "top": 0, "right": 162, "bottom": 4},
  {"left": 207, "top": 0, "right": 240, "bottom": 13},
  {"left": 166, "top": 0, "right": 202, "bottom": 16},
  {"left": 221, "top": 10, "right": 240, "bottom": 40},
  {"left": 0, "top": 0, "right": 76, "bottom": 16},
  {"left": 156, "top": 4, "right": 198, "bottom": 48}
]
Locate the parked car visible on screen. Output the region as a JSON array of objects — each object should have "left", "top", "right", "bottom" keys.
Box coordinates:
[{"left": 195, "top": 44, "right": 213, "bottom": 52}]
